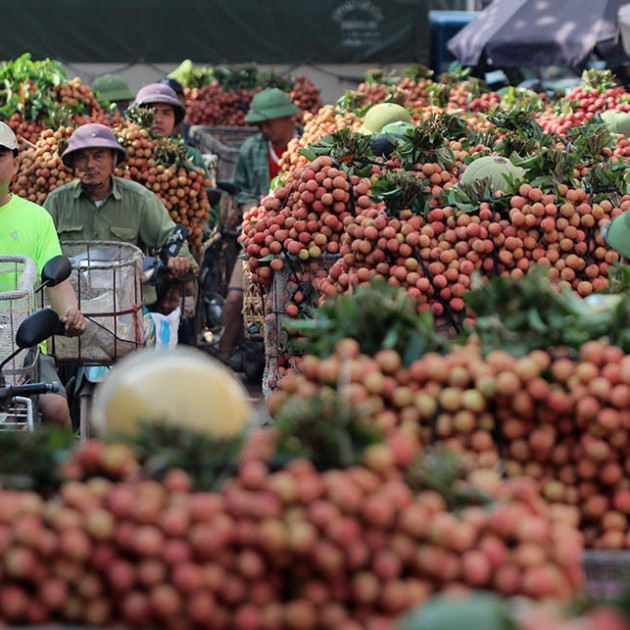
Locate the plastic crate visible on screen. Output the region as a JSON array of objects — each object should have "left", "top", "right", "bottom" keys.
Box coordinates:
[
  {"left": 203, "top": 125, "right": 258, "bottom": 148},
  {"left": 0, "top": 396, "right": 36, "bottom": 432},
  {"left": 48, "top": 242, "right": 144, "bottom": 365},
  {"left": 429, "top": 10, "right": 478, "bottom": 76},
  {"left": 189, "top": 125, "right": 258, "bottom": 181}
]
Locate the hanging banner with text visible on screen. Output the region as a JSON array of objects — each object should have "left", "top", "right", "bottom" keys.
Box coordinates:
[{"left": 0, "top": 0, "right": 428, "bottom": 64}]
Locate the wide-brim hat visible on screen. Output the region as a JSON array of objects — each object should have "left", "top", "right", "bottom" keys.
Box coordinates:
[
  {"left": 0, "top": 122, "right": 18, "bottom": 151},
  {"left": 134, "top": 83, "right": 186, "bottom": 126},
  {"left": 603, "top": 211, "right": 630, "bottom": 259},
  {"left": 244, "top": 88, "right": 300, "bottom": 124},
  {"left": 61, "top": 123, "right": 128, "bottom": 168},
  {"left": 92, "top": 75, "right": 135, "bottom": 103}
]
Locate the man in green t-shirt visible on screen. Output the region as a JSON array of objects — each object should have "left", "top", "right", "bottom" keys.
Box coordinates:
[{"left": 0, "top": 122, "right": 87, "bottom": 427}]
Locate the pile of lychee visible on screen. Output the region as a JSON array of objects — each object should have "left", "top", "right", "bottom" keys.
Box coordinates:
[
  {"left": 270, "top": 337, "right": 630, "bottom": 550},
  {"left": 0, "top": 430, "right": 584, "bottom": 629}
]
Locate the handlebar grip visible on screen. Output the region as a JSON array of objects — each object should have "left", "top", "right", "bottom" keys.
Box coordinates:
[{"left": 0, "top": 382, "right": 60, "bottom": 400}]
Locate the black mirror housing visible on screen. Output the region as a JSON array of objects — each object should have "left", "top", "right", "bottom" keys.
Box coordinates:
[
  {"left": 40, "top": 256, "right": 72, "bottom": 289},
  {"left": 15, "top": 308, "right": 61, "bottom": 349}
]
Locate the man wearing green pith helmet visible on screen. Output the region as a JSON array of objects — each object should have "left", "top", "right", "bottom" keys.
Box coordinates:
[
  {"left": 232, "top": 88, "right": 302, "bottom": 211},
  {"left": 221, "top": 88, "right": 302, "bottom": 365},
  {"left": 91, "top": 75, "right": 135, "bottom": 115}
]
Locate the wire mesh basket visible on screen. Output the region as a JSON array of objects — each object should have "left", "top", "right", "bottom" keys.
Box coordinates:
[
  {"left": 48, "top": 241, "right": 144, "bottom": 365},
  {"left": 242, "top": 261, "right": 265, "bottom": 341},
  {"left": 262, "top": 254, "right": 338, "bottom": 397},
  {"left": 582, "top": 550, "right": 630, "bottom": 601},
  {"left": 0, "top": 256, "right": 37, "bottom": 386},
  {"left": 0, "top": 396, "right": 36, "bottom": 432}
]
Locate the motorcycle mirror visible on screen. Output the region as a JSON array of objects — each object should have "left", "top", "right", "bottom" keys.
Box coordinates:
[
  {"left": 15, "top": 308, "right": 61, "bottom": 349},
  {"left": 39, "top": 255, "right": 72, "bottom": 290},
  {"left": 161, "top": 224, "right": 189, "bottom": 262}
]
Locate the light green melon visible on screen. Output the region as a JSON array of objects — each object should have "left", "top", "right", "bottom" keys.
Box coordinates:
[
  {"left": 460, "top": 155, "right": 526, "bottom": 190},
  {"left": 380, "top": 121, "right": 417, "bottom": 137},
  {"left": 358, "top": 103, "right": 412, "bottom": 135},
  {"left": 601, "top": 109, "right": 630, "bottom": 136},
  {"left": 396, "top": 591, "right": 512, "bottom": 630}
]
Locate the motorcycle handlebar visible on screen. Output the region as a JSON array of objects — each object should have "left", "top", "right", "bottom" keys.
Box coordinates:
[{"left": 0, "top": 382, "right": 60, "bottom": 401}]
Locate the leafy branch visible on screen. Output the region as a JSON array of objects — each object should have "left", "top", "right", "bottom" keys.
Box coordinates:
[
  {"left": 370, "top": 170, "right": 433, "bottom": 216},
  {"left": 286, "top": 278, "right": 449, "bottom": 365},
  {"left": 273, "top": 390, "right": 383, "bottom": 471},
  {"left": 298, "top": 128, "right": 374, "bottom": 174}
]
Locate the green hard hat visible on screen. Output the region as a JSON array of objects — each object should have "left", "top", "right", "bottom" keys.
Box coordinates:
[
  {"left": 603, "top": 207, "right": 630, "bottom": 259},
  {"left": 244, "top": 88, "right": 301, "bottom": 124},
  {"left": 358, "top": 102, "right": 412, "bottom": 135},
  {"left": 91, "top": 75, "right": 135, "bottom": 103}
]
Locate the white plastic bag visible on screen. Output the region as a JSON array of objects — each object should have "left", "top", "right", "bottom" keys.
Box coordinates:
[{"left": 144, "top": 307, "right": 181, "bottom": 349}]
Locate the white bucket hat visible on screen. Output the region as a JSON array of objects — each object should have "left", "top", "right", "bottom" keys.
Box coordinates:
[{"left": 0, "top": 122, "right": 18, "bottom": 151}]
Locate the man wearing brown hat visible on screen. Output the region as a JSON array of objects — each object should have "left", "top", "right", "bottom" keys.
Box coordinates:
[
  {"left": 43, "top": 123, "right": 195, "bottom": 295},
  {"left": 0, "top": 121, "right": 87, "bottom": 427}
]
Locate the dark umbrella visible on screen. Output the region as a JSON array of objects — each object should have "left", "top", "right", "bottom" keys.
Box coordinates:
[
  {"left": 447, "top": 0, "right": 629, "bottom": 68},
  {"left": 619, "top": 4, "right": 630, "bottom": 54}
]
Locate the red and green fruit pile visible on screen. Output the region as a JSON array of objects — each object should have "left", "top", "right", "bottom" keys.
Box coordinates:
[
  {"left": 0, "top": 421, "right": 585, "bottom": 629},
  {"left": 12, "top": 120, "right": 211, "bottom": 248},
  {"left": 185, "top": 81, "right": 257, "bottom": 127},
  {"left": 1, "top": 54, "right": 121, "bottom": 145},
  {"left": 270, "top": 312, "right": 630, "bottom": 550},
  {"left": 243, "top": 111, "right": 626, "bottom": 330},
  {"left": 278, "top": 105, "right": 363, "bottom": 173},
  {"left": 240, "top": 152, "right": 378, "bottom": 287},
  {"left": 177, "top": 62, "right": 322, "bottom": 128},
  {"left": 537, "top": 70, "right": 630, "bottom": 135}
]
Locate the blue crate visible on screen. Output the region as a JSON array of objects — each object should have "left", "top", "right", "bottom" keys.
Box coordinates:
[{"left": 429, "top": 10, "right": 478, "bottom": 76}]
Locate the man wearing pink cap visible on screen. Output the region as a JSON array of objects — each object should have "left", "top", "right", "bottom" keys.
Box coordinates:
[
  {"left": 0, "top": 121, "right": 87, "bottom": 427},
  {"left": 134, "top": 82, "right": 209, "bottom": 181}
]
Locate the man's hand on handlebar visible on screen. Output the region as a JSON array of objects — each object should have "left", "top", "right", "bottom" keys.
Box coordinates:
[
  {"left": 167, "top": 256, "right": 192, "bottom": 278},
  {"left": 61, "top": 307, "right": 87, "bottom": 337}
]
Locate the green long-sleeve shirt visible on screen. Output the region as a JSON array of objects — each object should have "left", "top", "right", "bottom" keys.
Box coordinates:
[
  {"left": 185, "top": 144, "right": 211, "bottom": 184},
  {"left": 232, "top": 132, "right": 270, "bottom": 209},
  {"left": 43, "top": 176, "right": 196, "bottom": 304}
]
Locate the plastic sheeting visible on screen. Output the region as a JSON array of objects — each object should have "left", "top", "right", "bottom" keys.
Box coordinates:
[
  {"left": 448, "top": 0, "right": 630, "bottom": 68},
  {"left": 619, "top": 3, "right": 630, "bottom": 55}
]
